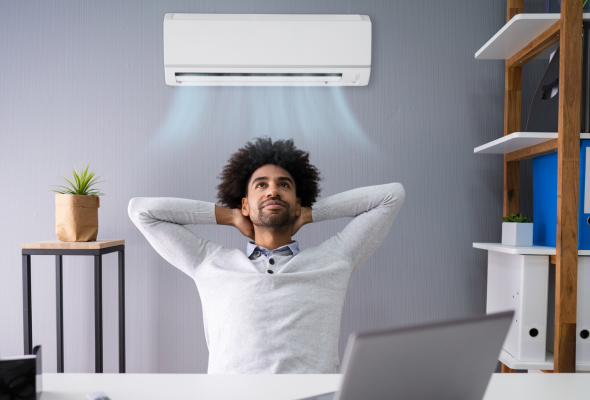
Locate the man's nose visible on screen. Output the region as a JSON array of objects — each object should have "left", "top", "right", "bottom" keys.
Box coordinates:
[{"left": 266, "top": 184, "right": 280, "bottom": 197}]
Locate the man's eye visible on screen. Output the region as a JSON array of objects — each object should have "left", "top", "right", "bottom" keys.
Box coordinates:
[{"left": 256, "top": 182, "right": 289, "bottom": 188}]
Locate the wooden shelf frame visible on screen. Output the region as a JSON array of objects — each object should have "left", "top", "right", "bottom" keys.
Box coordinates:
[
  {"left": 506, "top": 19, "right": 560, "bottom": 67},
  {"left": 493, "top": 0, "right": 584, "bottom": 373}
]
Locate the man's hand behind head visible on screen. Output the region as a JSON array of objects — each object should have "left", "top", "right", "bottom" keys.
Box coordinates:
[
  {"left": 233, "top": 209, "right": 255, "bottom": 240},
  {"left": 290, "top": 206, "right": 313, "bottom": 237},
  {"left": 215, "top": 205, "right": 255, "bottom": 240}
]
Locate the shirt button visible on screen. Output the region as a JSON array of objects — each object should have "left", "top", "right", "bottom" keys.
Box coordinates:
[
  {"left": 267, "top": 269, "right": 274, "bottom": 274},
  {"left": 269, "top": 259, "right": 275, "bottom": 265}
]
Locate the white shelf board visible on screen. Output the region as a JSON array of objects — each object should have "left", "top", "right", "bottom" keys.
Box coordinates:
[
  {"left": 474, "top": 132, "right": 556, "bottom": 154},
  {"left": 473, "top": 243, "right": 590, "bottom": 256},
  {"left": 474, "top": 132, "right": 590, "bottom": 154},
  {"left": 499, "top": 349, "right": 590, "bottom": 371},
  {"left": 475, "top": 13, "right": 590, "bottom": 60}
]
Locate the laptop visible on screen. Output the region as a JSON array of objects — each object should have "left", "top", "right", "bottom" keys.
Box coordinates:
[
  {"left": 0, "top": 345, "right": 42, "bottom": 400},
  {"left": 298, "top": 311, "right": 514, "bottom": 400}
]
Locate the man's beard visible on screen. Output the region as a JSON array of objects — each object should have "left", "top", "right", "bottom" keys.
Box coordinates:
[{"left": 253, "top": 202, "right": 296, "bottom": 228}]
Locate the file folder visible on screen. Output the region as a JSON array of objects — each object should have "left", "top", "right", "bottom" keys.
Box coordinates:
[{"left": 533, "top": 139, "right": 590, "bottom": 250}]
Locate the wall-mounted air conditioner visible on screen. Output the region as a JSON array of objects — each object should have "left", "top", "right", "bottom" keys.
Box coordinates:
[{"left": 163, "top": 13, "right": 372, "bottom": 86}]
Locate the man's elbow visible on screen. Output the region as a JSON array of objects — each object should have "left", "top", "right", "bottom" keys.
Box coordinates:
[
  {"left": 382, "top": 183, "right": 405, "bottom": 216},
  {"left": 390, "top": 182, "right": 405, "bottom": 204},
  {"left": 128, "top": 197, "right": 144, "bottom": 221}
]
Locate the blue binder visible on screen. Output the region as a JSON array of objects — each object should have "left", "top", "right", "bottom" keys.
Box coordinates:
[{"left": 533, "top": 139, "right": 590, "bottom": 249}]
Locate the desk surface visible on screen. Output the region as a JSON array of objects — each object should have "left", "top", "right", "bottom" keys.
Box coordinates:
[{"left": 40, "top": 373, "right": 590, "bottom": 400}]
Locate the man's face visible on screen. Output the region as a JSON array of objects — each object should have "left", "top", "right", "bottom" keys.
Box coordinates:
[{"left": 242, "top": 164, "right": 301, "bottom": 229}]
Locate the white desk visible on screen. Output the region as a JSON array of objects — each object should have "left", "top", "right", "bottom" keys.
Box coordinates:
[{"left": 40, "top": 373, "right": 590, "bottom": 400}]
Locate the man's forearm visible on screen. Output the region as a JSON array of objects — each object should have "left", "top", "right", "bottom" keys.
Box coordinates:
[
  {"left": 128, "top": 197, "right": 217, "bottom": 226},
  {"left": 311, "top": 183, "right": 404, "bottom": 223}
]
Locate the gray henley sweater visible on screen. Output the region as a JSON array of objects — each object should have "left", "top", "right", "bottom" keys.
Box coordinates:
[{"left": 128, "top": 182, "right": 405, "bottom": 374}]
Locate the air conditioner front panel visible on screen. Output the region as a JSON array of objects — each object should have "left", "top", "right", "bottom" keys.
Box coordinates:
[{"left": 163, "top": 14, "right": 372, "bottom": 86}]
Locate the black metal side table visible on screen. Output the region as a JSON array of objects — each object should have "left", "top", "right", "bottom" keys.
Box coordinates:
[{"left": 21, "top": 239, "right": 125, "bottom": 373}]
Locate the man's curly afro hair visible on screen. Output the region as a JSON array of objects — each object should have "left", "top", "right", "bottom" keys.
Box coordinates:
[{"left": 216, "top": 137, "right": 322, "bottom": 209}]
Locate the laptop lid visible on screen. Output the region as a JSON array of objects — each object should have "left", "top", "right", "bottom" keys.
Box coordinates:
[{"left": 334, "top": 311, "right": 514, "bottom": 400}]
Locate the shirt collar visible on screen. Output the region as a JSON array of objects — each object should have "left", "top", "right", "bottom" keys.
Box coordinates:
[{"left": 246, "top": 240, "right": 300, "bottom": 258}]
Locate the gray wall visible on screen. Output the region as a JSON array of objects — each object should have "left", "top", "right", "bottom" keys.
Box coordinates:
[{"left": 0, "top": 0, "right": 544, "bottom": 373}]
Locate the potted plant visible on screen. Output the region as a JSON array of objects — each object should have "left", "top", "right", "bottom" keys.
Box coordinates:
[
  {"left": 51, "top": 165, "right": 105, "bottom": 242},
  {"left": 502, "top": 213, "right": 533, "bottom": 246}
]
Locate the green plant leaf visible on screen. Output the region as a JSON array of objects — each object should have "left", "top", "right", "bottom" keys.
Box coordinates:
[
  {"left": 80, "top": 166, "right": 92, "bottom": 190},
  {"left": 52, "top": 185, "right": 74, "bottom": 192},
  {"left": 51, "top": 165, "right": 105, "bottom": 196},
  {"left": 80, "top": 177, "right": 91, "bottom": 193},
  {"left": 71, "top": 169, "right": 81, "bottom": 191},
  {"left": 82, "top": 173, "right": 103, "bottom": 194},
  {"left": 58, "top": 176, "right": 78, "bottom": 191},
  {"left": 503, "top": 212, "right": 532, "bottom": 223}
]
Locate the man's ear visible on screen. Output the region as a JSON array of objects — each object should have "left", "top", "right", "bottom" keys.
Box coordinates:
[
  {"left": 242, "top": 197, "right": 250, "bottom": 217},
  {"left": 295, "top": 198, "right": 301, "bottom": 217}
]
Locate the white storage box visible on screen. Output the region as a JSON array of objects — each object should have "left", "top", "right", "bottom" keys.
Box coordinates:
[
  {"left": 547, "top": 257, "right": 590, "bottom": 363},
  {"left": 487, "top": 251, "right": 548, "bottom": 362}
]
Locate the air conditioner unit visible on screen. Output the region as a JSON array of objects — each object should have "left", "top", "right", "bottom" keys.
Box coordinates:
[{"left": 163, "top": 13, "right": 372, "bottom": 86}]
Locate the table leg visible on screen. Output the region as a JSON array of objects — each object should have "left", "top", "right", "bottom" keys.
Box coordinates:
[
  {"left": 118, "top": 249, "right": 126, "bottom": 373},
  {"left": 22, "top": 254, "right": 32, "bottom": 355},
  {"left": 56, "top": 255, "right": 64, "bottom": 373},
  {"left": 94, "top": 255, "right": 103, "bottom": 373}
]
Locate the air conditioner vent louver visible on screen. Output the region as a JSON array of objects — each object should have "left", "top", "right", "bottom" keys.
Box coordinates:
[{"left": 163, "top": 13, "right": 371, "bottom": 86}]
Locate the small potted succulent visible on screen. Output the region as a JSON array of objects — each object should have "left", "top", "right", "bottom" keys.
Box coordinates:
[
  {"left": 51, "top": 165, "right": 105, "bottom": 242},
  {"left": 502, "top": 213, "right": 533, "bottom": 246}
]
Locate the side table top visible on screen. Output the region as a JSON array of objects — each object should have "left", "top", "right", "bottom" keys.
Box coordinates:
[{"left": 22, "top": 239, "right": 124, "bottom": 250}]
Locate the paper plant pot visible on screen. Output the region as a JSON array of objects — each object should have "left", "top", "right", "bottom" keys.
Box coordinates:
[
  {"left": 501, "top": 222, "right": 533, "bottom": 246},
  {"left": 55, "top": 194, "right": 100, "bottom": 242}
]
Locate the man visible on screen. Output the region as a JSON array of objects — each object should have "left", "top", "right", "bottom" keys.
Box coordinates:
[{"left": 128, "top": 137, "right": 405, "bottom": 374}]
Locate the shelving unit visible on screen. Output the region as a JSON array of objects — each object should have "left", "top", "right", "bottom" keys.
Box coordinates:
[{"left": 474, "top": 0, "right": 584, "bottom": 373}]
